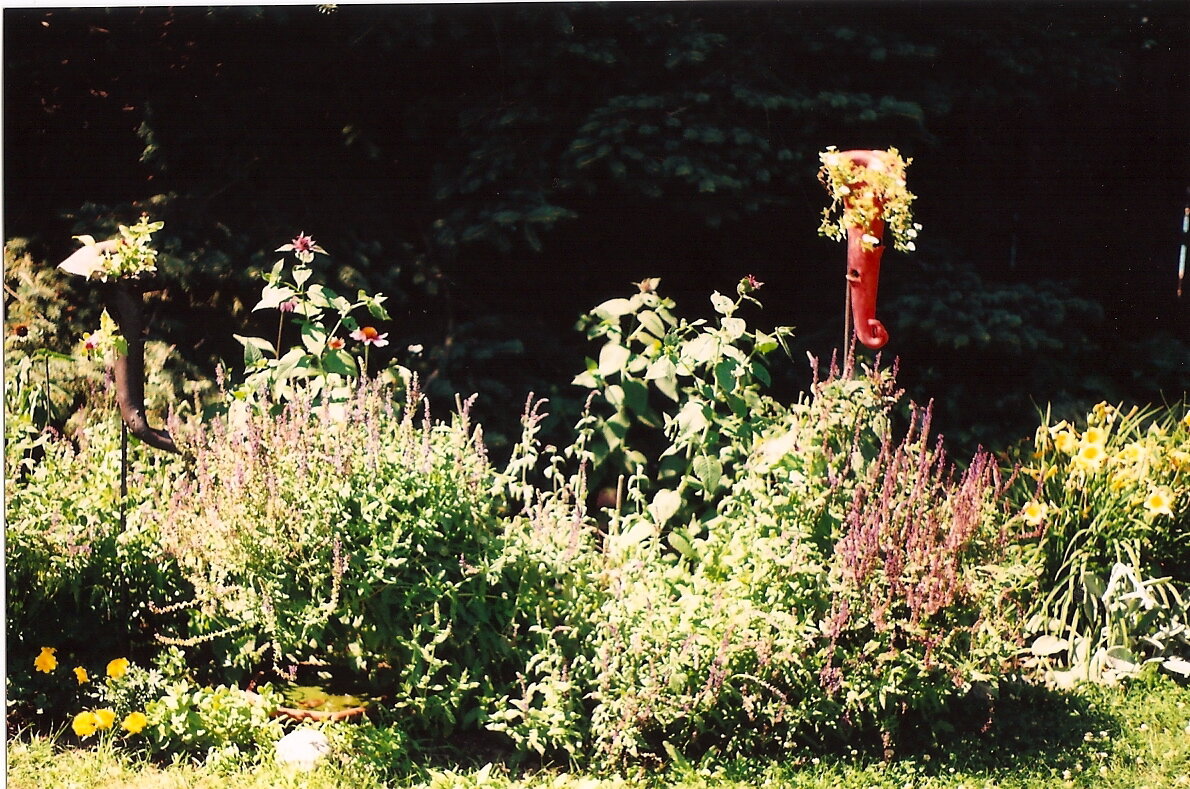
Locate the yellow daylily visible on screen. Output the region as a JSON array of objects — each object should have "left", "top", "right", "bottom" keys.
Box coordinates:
[
  {"left": 1082, "top": 426, "right": 1108, "bottom": 446},
  {"left": 1073, "top": 443, "right": 1106, "bottom": 472},
  {"left": 1021, "top": 501, "right": 1049, "bottom": 527},
  {"left": 1143, "top": 488, "right": 1175, "bottom": 517},
  {"left": 1054, "top": 430, "right": 1079, "bottom": 454}
]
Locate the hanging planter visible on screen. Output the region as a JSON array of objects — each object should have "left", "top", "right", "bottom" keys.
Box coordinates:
[
  {"left": 818, "top": 148, "right": 919, "bottom": 350},
  {"left": 58, "top": 216, "right": 179, "bottom": 453}
]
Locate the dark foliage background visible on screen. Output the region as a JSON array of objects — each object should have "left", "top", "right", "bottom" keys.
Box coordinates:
[{"left": 5, "top": 1, "right": 1188, "bottom": 453}]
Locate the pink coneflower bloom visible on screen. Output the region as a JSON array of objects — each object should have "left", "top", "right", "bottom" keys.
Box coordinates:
[
  {"left": 350, "top": 327, "right": 389, "bottom": 347},
  {"left": 327, "top": 336, "right": 345, "bottom": 350}
]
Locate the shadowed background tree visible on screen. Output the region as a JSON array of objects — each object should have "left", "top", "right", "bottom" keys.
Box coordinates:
[{"left": 5, "top": 2, "right": 1187, "bottom": 454}]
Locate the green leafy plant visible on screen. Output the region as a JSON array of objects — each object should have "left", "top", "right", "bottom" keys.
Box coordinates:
[
  {"left": 233, "top": 234, "right": 395, "bottom": 404},
  {"left": 570, "top": 276, "right": 793, "bottom": 523}
]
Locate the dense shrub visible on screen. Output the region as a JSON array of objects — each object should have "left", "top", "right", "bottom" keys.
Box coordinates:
[
  {"left": 155, "top": 378, "right": 515, "bottom": 736},
  {"left": 4, "top": 410, "right": 192, "bottom": 725},
  {"left": 492, "top": 344, "right": 1029, "bottom": 762}
]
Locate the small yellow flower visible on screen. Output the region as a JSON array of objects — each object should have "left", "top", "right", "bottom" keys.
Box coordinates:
[
  {"left": 1092, "top": 402, "right": 1116, "bottom": 423},
  {"left": 72, "top": 711, "right": 100, "bottom": 739},
  {"left": 1144, "top": 488, "right": 1174, "bottom": 517},
  {"left": 1181, "top": 412, "right": 1190, "bottom": 429},
  {"left": 1021, "top": 501, "right": 1049, "bottom": 527},
  {"left": 1054, "top": 430, "right": 1079, "bottom": 454},
  {"left": 94, "top": 708, "right": 117, "bottom": 730},
  {"left": 1116, "top": 443, "right": 1146, "bottom": 464},
  {"left": 34, "top": 647, "right": 57, "bottom": 673},
  {"left": 1074, "top": 443, "right": 1106, "bottom": 471},
  {"left": 106, "top": 658, "right": 130, "bottom": 680},
  {"left": 1170, "top": 450, "right": 1190, "bottom": 470},
  {"left": 73, "top": 666, "right": 88, "bottom": 685},
  {"left": 1082, "top": 426, "right": 1108, "bottom": 446},
  {"left": 121, "top": 711, "right": 149, "bottom": 735}
]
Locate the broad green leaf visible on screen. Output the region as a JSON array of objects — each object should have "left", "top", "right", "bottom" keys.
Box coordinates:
[
  {"left": 655, "top": 373, "right": 679, "bottom": 402},
  {"left": 682, "top": 335, "right": 718, "bottom": 365},
  {"left": 754, "top": 330, "right": 778, "bottom": 354},
  {"left": 645, "top": 356, "right": 676, "bottom": 381},
  {"left": 648, "top": 489, "right": 682, "bottom": 525},
  {"left": 252, "top": 285, "right": 296, "bottom": 312},
  {"left": 592, "top": 298, "right": 634, "bottom": 320},
  {"left": 714, "top": 359, "right": 738, "bottom": 394},
  {"left": 306, "top": 284, "right": 337, "bottom": 309},
  {"left": 621, "top": 378, "right": 649, "bottom": 415},
  {"left": 669, "top": 529, "right": 697, "bottom": 560},
  {"left": 751, "top": 360, "right": 771, "bottom": 387},
  {"left": 620, "top": 518, "right": 657, "bottom": 547},
  {"left": 597, "top": 342, "right": 631, "bottom": 377},
  {"left": 301, "top": 323, "right": 328, "bottom": 356},
  {"left": 710, "top": 291, "right": 735, "bottom": 316},
  {"left": 1030, "top": 635, "right": 1069, "bottom": 657},
  {"left": 322, "top": 348, "right": 359, "bottom": 377},
  {"left": 720, "top": 316, "right": 746, "bottom": 341},
  {"left": 692, "top": 454, "right": 722, "bottom": 494},
  {"left": 636, "top": 310, "right": 667, "bottom": 340}
]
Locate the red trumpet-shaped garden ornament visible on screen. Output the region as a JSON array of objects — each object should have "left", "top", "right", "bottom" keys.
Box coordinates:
[{"left": 818, "top": 148, "right": 918, "bottom": 350}]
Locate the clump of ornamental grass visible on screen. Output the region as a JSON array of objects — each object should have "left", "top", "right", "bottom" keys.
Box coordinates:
[{"left": 153, "top": 377, "right": 513, "bottom": 737}]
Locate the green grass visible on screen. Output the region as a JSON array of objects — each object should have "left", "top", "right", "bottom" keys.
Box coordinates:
[{"left": 7, "top": 675, "right": 1190, "bottom": 788}]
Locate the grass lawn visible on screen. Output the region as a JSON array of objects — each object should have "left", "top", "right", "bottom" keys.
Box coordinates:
[{"left": 7, "top": 674, "right": 1189, "bottom": 788}]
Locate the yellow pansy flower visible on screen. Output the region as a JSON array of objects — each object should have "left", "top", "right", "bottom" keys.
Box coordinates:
[
  {"left": 121, "top": 711, "right": 149, "bottom": 735},
  {"left": 34, "top": 647, "right": 57, "bottom": 674},
  {"left": 94, "top": 708, "right": 117, "bottom": 730},
  {"left": 1144, "top": 488, "right": 1174, "bottom": 517},
  {"left": 73, "top": 666, "right": 88, "bottom": 684},
  {"left": 72, "top": 711, "right": 100, "bottom": 739},
  {"left": 106, "top": 658, "right": 130, "bottom": 680}
]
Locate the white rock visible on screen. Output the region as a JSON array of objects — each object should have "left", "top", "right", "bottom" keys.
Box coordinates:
[{"left": 275, "top": 728, "right": 332, "bottom": 771}]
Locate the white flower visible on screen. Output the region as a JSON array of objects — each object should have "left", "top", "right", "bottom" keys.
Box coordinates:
[{"left": 861, "top": 233, "right": 881, "bottom": 246}]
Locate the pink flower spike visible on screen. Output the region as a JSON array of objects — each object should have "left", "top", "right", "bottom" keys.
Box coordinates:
[{"left": 350, "top": 326, "right": 389, "bottom": 347}]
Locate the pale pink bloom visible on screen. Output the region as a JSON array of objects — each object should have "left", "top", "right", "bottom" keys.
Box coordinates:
[{"left": 350, "top": 326, "right": 389, "bottom": 347}]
